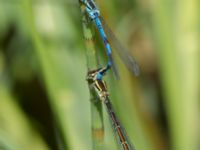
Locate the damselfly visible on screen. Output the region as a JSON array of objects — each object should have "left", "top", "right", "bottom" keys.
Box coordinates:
[
  {"left": 87, "top": 67, "right": 135, "bottom": 150},
  {"left": 79, "top": 0, "right": 140, "bottom": 79}
]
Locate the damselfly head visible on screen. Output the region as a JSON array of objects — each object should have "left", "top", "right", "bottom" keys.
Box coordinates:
[
  {"left": 80, "top": 0, "right": 100, "bottom": 20},
  {"left": 86, "top": 68, "right": 102, "bottom": 83}
]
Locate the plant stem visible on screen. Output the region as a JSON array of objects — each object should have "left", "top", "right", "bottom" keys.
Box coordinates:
[{"left": 79, "top": 2, "right": 104, "bottom": 149}]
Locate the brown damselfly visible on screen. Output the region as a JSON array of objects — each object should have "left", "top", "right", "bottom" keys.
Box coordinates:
[{"left": 87, "top": 68, "right": 135, "bottom": 150}]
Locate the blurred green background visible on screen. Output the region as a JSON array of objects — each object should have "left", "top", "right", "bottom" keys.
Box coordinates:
[{"left": 0, "top": 0, "right": 199, "bottom": 150}]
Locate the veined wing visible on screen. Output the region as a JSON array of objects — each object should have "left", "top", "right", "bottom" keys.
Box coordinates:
[
  {"left": 100, "top": 17, "right": 140, "bottom": 76},
  {"left": 109, "top": 54, "right": 120, "bottom": 80}
]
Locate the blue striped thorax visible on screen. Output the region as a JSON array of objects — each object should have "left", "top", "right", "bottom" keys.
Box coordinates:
[
  {"left": 86, "top": 8, "right": 100, "bottom": 20},
  {"left": 80, "top": 0, "right": 100, "bottom": 20}
]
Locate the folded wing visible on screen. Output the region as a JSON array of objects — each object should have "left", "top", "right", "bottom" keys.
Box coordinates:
[{"left": 100, "top": 17, "right": 140, "bottom": 76}]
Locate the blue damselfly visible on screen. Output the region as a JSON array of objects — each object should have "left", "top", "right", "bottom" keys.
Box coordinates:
[{"left": 79, "top": 0, "right": 140, "bottom": 79}]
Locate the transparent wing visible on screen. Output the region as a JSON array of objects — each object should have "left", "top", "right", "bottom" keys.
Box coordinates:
[
  {"left": 100, "top": 17, "right": 140, "bottom": 76},
  {"left": 110, "top": 54, "right": 120, "bottom": 80}
]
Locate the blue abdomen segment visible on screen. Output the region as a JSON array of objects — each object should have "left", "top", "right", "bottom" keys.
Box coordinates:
[
  {"left": 94, "top": 17, "right": 112, "bottom": 65},
  {"left": 94, "top": 17, "right": 120, "bottom": 79}
]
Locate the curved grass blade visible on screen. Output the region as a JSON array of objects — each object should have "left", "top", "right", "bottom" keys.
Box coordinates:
[{"left": 100, "top": 17, "right": 140, "bottom": 76}]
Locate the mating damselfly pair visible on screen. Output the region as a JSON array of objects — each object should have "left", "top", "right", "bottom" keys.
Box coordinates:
[{"left": 80, "top": 0, "right": 139, "bottom": 150}]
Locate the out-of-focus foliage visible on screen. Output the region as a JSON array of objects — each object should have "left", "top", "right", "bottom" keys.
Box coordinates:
[{"left": 0, "top": 0, "right": 199, "bottom": 150}]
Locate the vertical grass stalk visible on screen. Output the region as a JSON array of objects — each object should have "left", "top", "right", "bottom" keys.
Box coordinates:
[{"left": 79, "top": 2, "right": 105, "bottom": 149}]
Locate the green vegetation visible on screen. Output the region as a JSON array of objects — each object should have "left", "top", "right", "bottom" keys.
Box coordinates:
[{"left": 0, "top": 0, "right": 199, "bottom": 150}]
